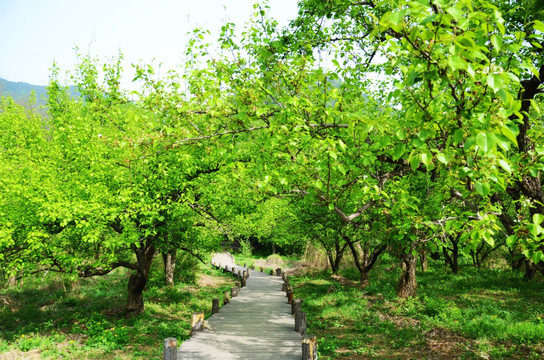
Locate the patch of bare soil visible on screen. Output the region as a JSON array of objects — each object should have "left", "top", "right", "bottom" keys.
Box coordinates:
[
  {"left": 196, "top": 273, "right": 230, "bottom": 288},
  {"left": 0, "top": 349, "right": 41, "bottom": 360}
]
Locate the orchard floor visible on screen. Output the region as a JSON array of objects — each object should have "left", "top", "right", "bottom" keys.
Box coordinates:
[{"left": 1, "top": 255, "right": 544, "bottom": 359}]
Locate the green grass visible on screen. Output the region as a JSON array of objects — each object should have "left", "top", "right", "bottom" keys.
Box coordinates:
[
  {"left": 285, "top": 256, "right": 544, "bottom": 359},
  {"left": 0, "top": 262, "right": 237, "bottom": 359}
]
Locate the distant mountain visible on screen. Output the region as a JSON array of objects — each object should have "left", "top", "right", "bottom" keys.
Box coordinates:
[{"left": 0, "top": 77, "right": 49, "bottom": 106}]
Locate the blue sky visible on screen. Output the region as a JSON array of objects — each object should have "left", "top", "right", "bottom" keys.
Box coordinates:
[{"left": 0, "top": 0, "right": 299, "bottom": 86}]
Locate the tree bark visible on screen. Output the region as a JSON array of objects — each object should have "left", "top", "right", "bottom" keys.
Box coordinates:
[
  {"left": 442, "top": 235, "right": 459, "bottom": 274},
  {"left": 524, "top": 259, "right": 537, "bottom": 281},
  {"left": 397, "top": 253, "right": 417, "bottom": 298},
  {"left": 126, "top": 242, "right": 156, "bottom": 318},
  {"left": 419, "top": 249, "right": 427, "bottom": 272},
  {"left": 162, "top": 250, "right": 177, "bottom": 286}
]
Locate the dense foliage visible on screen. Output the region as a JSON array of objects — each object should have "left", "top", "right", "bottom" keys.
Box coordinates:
[{"left": 1, "top": 0, "right": 544, "bottom": 318}]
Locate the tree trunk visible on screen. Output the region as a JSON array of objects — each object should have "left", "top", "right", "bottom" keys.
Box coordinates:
[
  {"left": 360, "top": 270, "right": 370, "bottom": 287},
  {"left": 397, "top": 253, "right": 417, "bottom": 298},
  {"left": 126, "top": 242, "right": 156, "bottom": 318},
  {"left": 272, "top": 243, "right": 276, "bottom": 255},
  {"left": 524, "top": 259, "right": 537, "bottom": 281},
  {"left": 419, "top": 249, "right": 427, "bottom": 272},
  {"left": 162, "top": 250, "right": 177, "bottom": 286}
]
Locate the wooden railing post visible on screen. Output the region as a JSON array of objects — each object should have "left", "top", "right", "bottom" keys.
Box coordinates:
[
  {"left": 275, "top": 268, "right": 282, "bottom": 276},
  {"left": 163, "top": 337, "right": 177, "bottom": 360},
  {"left": 295, "top": 311, "right": 307, "bottom": 335},
  {"left": 302, "top": 336, "right": 317, "bottom": 360},
  {"left": 238, "top": 270, "right": 242, "bottom": 278},
  {"left": 223, "top": 290, "right": 230, "bottom": 304},
  {"left": 287, "top": 291, "right": 294, "bottom": 304},
  {"left": 231, "top": 286, "right": 239, "bottom": 297},
  {"left": 244, "top": 263, "right": 247, "bottom": 268},
  {"left": 292, "top": 299, "right": 303, "bottom": 315},
  {"left": 224, "top": 265, "right": 228, "bottom": 273},
  {"left": 241, "top": 277, "right": 246, "bottom": 287},
  {"left": 191, "top": 312, "right": 204, "bottom": 334},
  {"left": 269, "top": 269, "right": 274, "bottom": 276},
  {"left": 260, "top": 267, "right": 264, "bottom": 272},
  {"left": 212, "top": 298, "right": 220, "bottom": 314},
  {"left": 231, "top": 266, "right": 236, "bottom": 273},
  {"left": 251, "top": 265, "right": 255, "bottom": 270}
]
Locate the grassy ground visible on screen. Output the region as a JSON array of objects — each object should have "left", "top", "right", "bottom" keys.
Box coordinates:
[
  {"left": 287, "top": 255, "right": 544, "bottom": 360},
  {"left": 2, "top": 253, "right": 544, "bottom": 359},
  {"left": 0, "top": 262, "right": 237, "bottom": 359}
]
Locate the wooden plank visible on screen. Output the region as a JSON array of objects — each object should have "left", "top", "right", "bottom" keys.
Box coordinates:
[{"left": 178, "top": 269, "right": 302, "bottom": 359}]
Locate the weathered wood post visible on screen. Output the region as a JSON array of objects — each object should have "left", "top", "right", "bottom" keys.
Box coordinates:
[
  {"left": 295, "top": 311, "right": 307, "bottom": 334},
  {"left": 231, "top": 266, "right": 236, "bottom": 273},
  {"left": 243, "top": 270, "right": 247, "bottom": 279},
  {"left": 241, "top": 277, "right": 246, "bottom": 287},
  {"left": 302, "top": 336, "right": 318, "bottom": 360},
  {"left": 235, "top": 281, "right": 241, "bottom": 288},
  {"left": 287, "top": 291, "right": 294, "bottom": 304},
  {"left": 224, "top": 265, "right": 228, "bottom": 273},
  {"left": 231, "top": 286, "right": 239, "bottom": 297},
  {"left": 212, "top": 298, "right": 220, "bottom": 314},
  {"left": 292, "top": 299, "right": 303, "bottom": 315},
  {"left": 282, "top": 272, "right": 286, "bottom": 281},
  {"left": 251, "top": 265, "right": 255, "bottom": 270},
  {"left": 163, "top": 337, "right": 177, "bottom": 360},
  {"left": 275, "top": 268, "right": 282, "bottom": 276},
  {"left": 285, "top": 286, "right": 292, "bottom": 296},
  {"left": 244, "top": 263, "right": 247, "bottom": 268},
  {"left": 269, "top": 269, "right": 274, "bottom": 276},
  {"left": 223, "top": 290, "right": 230, "bottom": 304},
  {"left": 246, "top": 269, "right": 250, "bottom": 277},
  {"left": 282, "top": 282, "right": 288, "bottom": 292},
  {"left": 191, "top": 312, "right": 204, "bottom": 334},
  {"left": 260, "top": 267, "right": 264, "bottom": 272},
  {"left": 238, "top": 270, "right": 242, "bottom": 278}
]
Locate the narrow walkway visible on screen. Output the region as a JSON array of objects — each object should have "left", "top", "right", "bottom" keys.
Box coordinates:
[{"left": 178, "top": 262, "right": 302, "bottom": 359}]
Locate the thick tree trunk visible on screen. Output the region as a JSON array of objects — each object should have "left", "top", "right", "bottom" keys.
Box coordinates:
[
  {"left": 397, "top": 253, "right": 417, "bottom": 298},
  {"left": 126, "top": 242, "right": 156, "bottom": 318},
  {"left": 126, "top": 274, "right": 146, "bottom": 317},
  {"left": 163, "top": 250, "right": 177, "bottom": 286}
]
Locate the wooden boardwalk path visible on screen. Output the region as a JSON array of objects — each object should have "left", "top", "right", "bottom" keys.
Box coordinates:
[{"left": 177, "top": 261, "right": 303, "bottom": 359}]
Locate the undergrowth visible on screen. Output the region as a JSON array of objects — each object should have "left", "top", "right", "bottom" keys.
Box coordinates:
[{"left": 0, "top": 260, "right": 236, "bottom": 359}]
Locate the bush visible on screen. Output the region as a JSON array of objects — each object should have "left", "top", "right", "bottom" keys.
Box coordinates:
[{"left": 174, "top": 252, "right": 199, "bottom": 285}]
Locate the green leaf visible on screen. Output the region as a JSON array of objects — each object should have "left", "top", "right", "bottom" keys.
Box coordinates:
[
  {"left": 448, "top": 55, "right": 468, "bottom": 71},
  {"left": 491, "top": 35, "right": 503, "bottom": 51},
  {"left": 533, "top": 213, "right": 544, "bottom": 225},
  {"left": 420, "top": 152, "right": 432, "bottom": 166},
  {"left": 410, "top": 156, "right": 420, "bottom": 172},
  {"left": 393, "top": 143, "right": 406, "bottom": 160},
  {"left": 534, "top": 20, "right": 544, "bottom": 33},
  {"left": 475, "top": 181, "right": 490, "bottom": 197},
  {"left": 436, "top": 153, "right": 448, "bottom": 164},
  {"left": 476, "top": 132, "right": 489, "bottom": 153},
  {"left": 528, "top": 223, "right": 540, "bottom": 237},
  {"left": 501, "top": 125, "right": 519, "bottom": 147},
  {"left": 487, "top": 74, "right": 503, "bottom": 93},
  {"left": 498, "top": 159, "right": 512, "bottom": 174},
  {"left": 328, "top": 203, "right": 335, "bottom": 211},
  {"left": 531, "top": 251, "right": 544, "bottom": 264},
  {"left": 506, "top": 235, "right": 517, "bottom": 247},
  {"left": 453, "top": 129, "right": 464, "bottom": 145}
]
